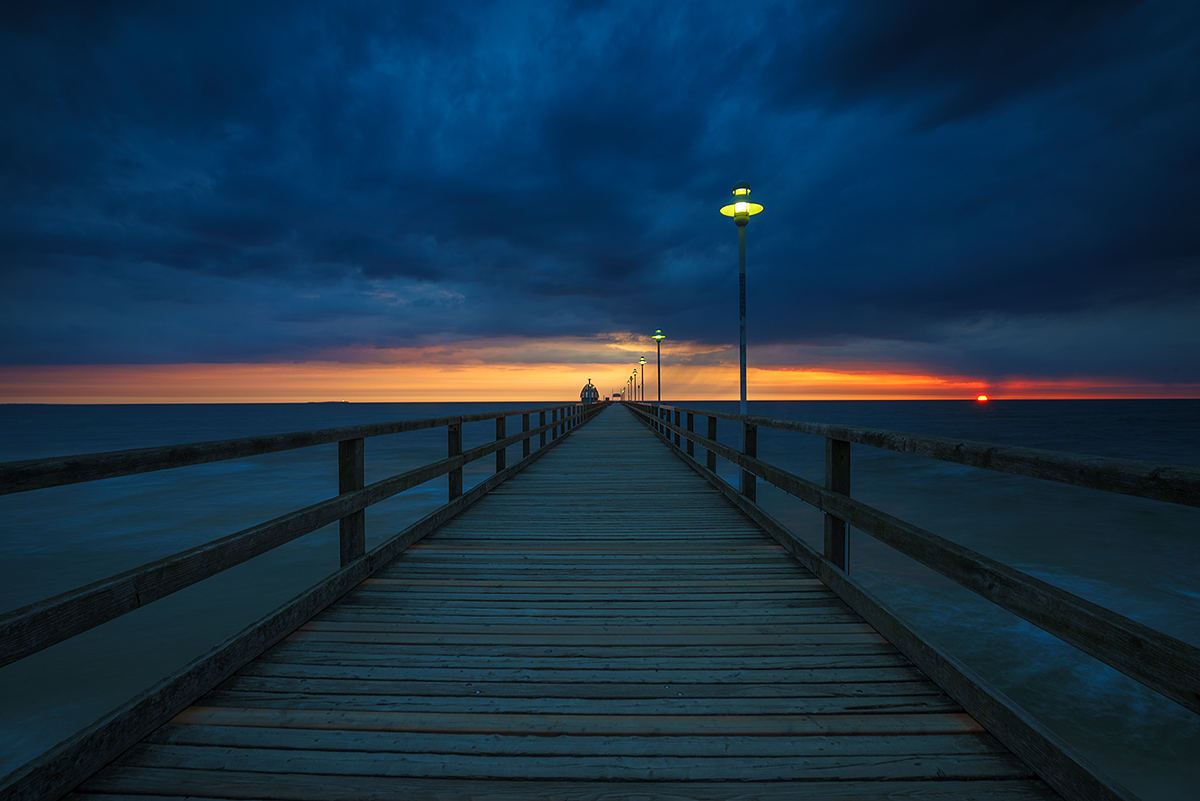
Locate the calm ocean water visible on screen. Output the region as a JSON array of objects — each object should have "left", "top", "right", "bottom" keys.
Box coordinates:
[{"left": 1, "top": 399, "right": 1197, "bottom": 798}]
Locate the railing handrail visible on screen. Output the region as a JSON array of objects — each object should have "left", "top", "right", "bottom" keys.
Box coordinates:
[
  {"left": 646, "top": 403, "right": 1200, "bottom": 508},
  {"left": 0, "top": 401, "right": 609, "bottom": 801},
  {"left": 0, "top": 402, "right": 587, "bottom": 496},
  {"left": 626, "top": 401, "right": 1200, "bottom": 718},
  {"left": 0, "top": 402, "right": 608, "bottom": 669}
]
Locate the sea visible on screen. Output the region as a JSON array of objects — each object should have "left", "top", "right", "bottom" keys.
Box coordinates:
[{"left": 0, "top": 399, "right": 1197, "bottom": 799}]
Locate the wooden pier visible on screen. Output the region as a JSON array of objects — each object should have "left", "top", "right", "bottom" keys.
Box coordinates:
[
  {"left": 66, "top": 407, "right": 1055, "bottom": 799},
  {"left": 4, "top": 401, "right": 1197, "bottom": 800}
]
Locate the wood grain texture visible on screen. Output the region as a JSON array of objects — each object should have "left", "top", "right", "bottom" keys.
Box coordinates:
[
  {"left": 632, "top": 407, "right": 1139, "bottom": 801},
  {"left": 633, "top": 404, "right": 1200, "bottom": 716},
  {"left": 67, "top": 406, "right": 1056, "bottom": 801},
  {"left": 1, "top": 407, "right": 605, "bottom": 801}
]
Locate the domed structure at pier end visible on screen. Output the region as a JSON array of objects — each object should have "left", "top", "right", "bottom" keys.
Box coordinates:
[{"left": 580, "top": 380, "right": 600, "bottom": 404}]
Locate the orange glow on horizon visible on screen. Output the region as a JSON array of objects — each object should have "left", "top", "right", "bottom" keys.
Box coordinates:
[
  {"left": 0, "top": 362, "right": 1197, "bottom": 404},
  {"left": 977, "top": 394, "right": 989, "bottom": 402}
]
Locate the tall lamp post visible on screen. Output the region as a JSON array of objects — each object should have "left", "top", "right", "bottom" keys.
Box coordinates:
[
  {"left": 639, "top": 356, "right": 646, "bottom": 402},
  {"left": 720, "top": 181, "right": 764, "bottom": 419},
  {"left": 632, "top": 369, "right": 638, "bottom": 403},
  {"left": 652, "top": 329, "right": 665, "bottom": 405}
]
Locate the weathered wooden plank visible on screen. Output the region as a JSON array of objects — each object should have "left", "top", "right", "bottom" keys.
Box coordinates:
[
  {"left": 310, "top": 610, "right": 865, "bottom": 625},
  {"left": 170, "top": 706, "right": 986, "bottom": 736},
  {"left": 70, "top": 771, "right": 1061, "bottom": 801},
  {"left": 109, "top": 742, "right": 1032, "bottom": 781},
  {"left": 235, "top": 662, "right": 929, "bottom": 684},
  {"left": 280, "top": 630, "right": 889, "bottom": 647},
  {"left": 198, "top": 692, "right": 962, "bottom": 716},
  {"left": 215, "top": 676, "right": 935, "bottom": 698},
  {"left": 244, "top": 649, "right": 910, "bottom": 668},
  {"left": 355, "top": 577, "right": 830, "bottom": 592},
  {"left": 263, "top": 641, "right": 902, "bottom": 659},
  {"left": 329, "top": 594, "right": 847, "bottom": 607},
  {"left": 405, "top": 542, "right": 788, "bottom": 551},
  {"left": 145, "top": 723, "right": 1007, "bottom": 757},
  {"left": 332, "top": 599, "right": 850, "bottom": 614},
  {"left": 295, "top": 620, "right": 878, "bottom": 635}
]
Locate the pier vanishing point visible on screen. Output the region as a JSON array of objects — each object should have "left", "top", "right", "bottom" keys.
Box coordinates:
[{"left": 1, "top": 402, "right": 1198, "bottom": 800}]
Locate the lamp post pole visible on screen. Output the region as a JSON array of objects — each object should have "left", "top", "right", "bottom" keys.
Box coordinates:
[
  {"left": 632, "top": 369, "right": 637, "bottom": 404},
  {"left": 720, "top": 182, "right": 763, "bottom": 422},
  {"left": 738, "top": 222, "right": 747, "bottom": 418},
  {"left": 652, "top": 329, "right": 665, "bottom": 406},
  {"left": 639, "top": 357, "right": 645, "bottom": 402}
]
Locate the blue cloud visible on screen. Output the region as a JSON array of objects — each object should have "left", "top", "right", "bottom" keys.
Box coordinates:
[{"left": 1, "top": 1, "right": 1198, "bottom": 381}]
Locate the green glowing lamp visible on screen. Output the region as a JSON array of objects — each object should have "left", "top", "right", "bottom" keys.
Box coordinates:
[
  {"left": 719, "top": 181, "right": 764, "bottom": 226},
  {"left": 652, "top": 329, "right": 665, "bottom": 341}
]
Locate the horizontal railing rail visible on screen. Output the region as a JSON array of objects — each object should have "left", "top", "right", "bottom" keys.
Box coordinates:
[
  {"left": 0, "top": 403, "right": 593, "bottom": 496},
  {"left": 627, "top": 402, "right": 1200, "bottom": 717},
  {"left": 0, "top": 402, "right": 607, "bottom": 669},
  {"left": 652, "top": 404, "right": 1200, "bottom": 508}
]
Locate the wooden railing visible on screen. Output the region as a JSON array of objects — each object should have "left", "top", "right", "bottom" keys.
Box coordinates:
[
  {"left": 0, "top": 402, "right": 602, "bottom": 669},
  {"left": 0, "top": 401, "right": 607, "bottom": 801},
  {"left": 628, "top": 402, "right": 1200, "bottom": 718}
]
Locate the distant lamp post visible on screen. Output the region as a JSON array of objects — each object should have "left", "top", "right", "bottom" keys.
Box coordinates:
[
  {"left": 719, "top": 181, "right": 764, "bottom": 419},
  {"left": 652, "top": 329, "right": 665, "bottom": 405},
  {"left": 632, "top": 369, "right": 637, "bottom": 403},
  {"left": 639, "top": 356, "right": 646, "bottom": 402}
]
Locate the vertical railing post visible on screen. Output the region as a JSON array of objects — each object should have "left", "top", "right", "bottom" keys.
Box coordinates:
[
  {"left": 448, "top": 420, "right": 463, "bottom": 501},
  {"left": 522, "top": 413, "right": 531, "bottom": 458},
  {"left": 552, "top": 408, "right": 558, "bottom": 440},
  {"left": 686, "top": 412, "right": 694, "bottom": 456},
  {"left": 824, "top": 438, "right": 851, "bottom": 571},
  {"left": 338, "top": 438, "right": 365, "bottom": 566},
  {"left": 706, "top": 416, "right": 718, "bottom": 471},
  {"left": 540, "top": 410, "right": 547, "bottom": 448},
  {"left": 740, "top": 422, "right": 757, "bottom": 502},
  {"left": 496, "top": 415, "right": 507, "bottom": 472},
  {"left": 673, "top": 410, "right": 681, "bottom": 447}
]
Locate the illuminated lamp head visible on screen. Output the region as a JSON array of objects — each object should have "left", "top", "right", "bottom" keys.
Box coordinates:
[
  {"left": 652, "top": 329, "right": 665, "bottom": 341},
  {"left": 719, "top": 180, "right": 764, "bottom": 227}
]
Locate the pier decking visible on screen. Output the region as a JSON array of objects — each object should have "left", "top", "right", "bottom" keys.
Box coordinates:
[{"left": 68, "top": 407, "right": 1057, "bottom": 800}]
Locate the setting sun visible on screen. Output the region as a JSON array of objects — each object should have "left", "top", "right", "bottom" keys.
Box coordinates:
[{"left": 977, "top": 394, "right": 990, "bottom": 402}]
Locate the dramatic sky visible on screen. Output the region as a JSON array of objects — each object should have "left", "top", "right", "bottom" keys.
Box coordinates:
[{"left": 2, "top": 0, "right": 1198, "bottom": 401}]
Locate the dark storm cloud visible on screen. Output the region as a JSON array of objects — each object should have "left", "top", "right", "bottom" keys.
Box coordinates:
[
  {"left": 762, "top": 1, "right": 1139, "bottom": 124},
  {"left": 2, "top": 1, "right": 1198, "bottom": 383}
]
